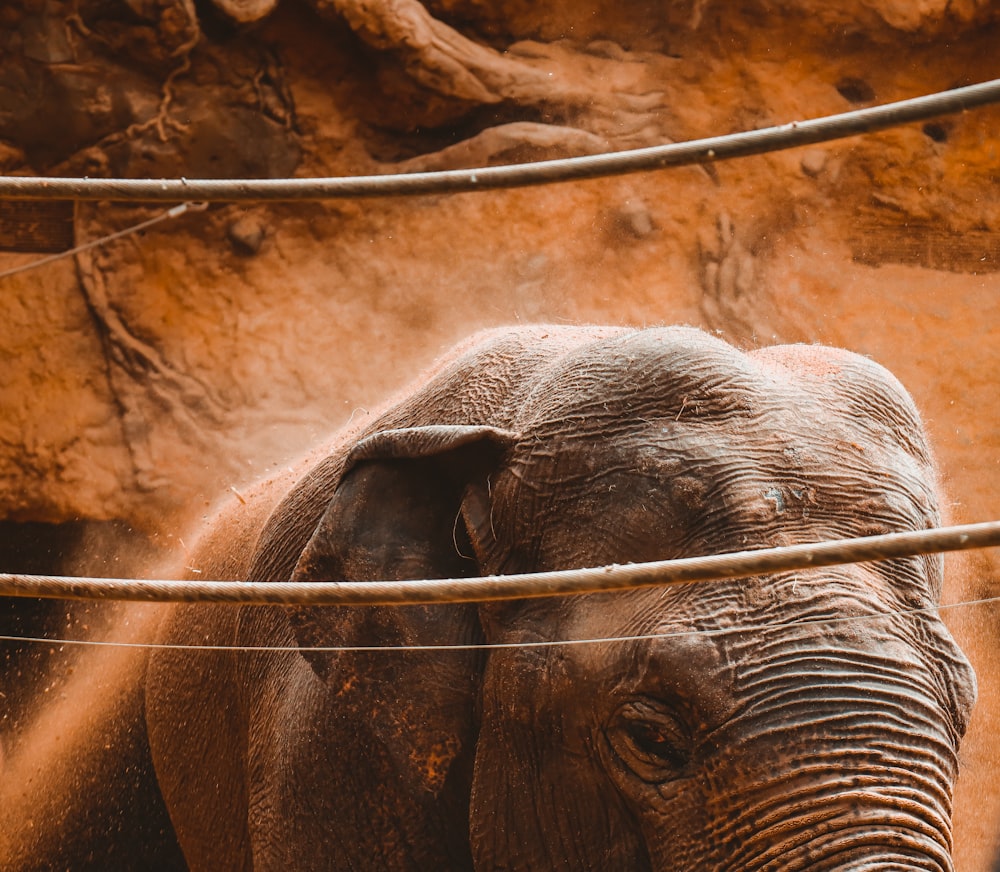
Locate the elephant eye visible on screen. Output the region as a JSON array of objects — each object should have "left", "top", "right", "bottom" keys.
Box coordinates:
[
  {"left": 607, "top": 700, "right": 691, "bottom": 781},
  {"left": 626, "top": 720, "right": 687, "bottom": 767}
]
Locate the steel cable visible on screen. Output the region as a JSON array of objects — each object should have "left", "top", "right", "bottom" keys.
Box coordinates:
[
  {"left": 0, "top": 202, "right": 206, "bottom": 280},
  {"left": 0, "top": 521, "right": 998, "bottom": 606},
  {"left": 1, "top": 593, "right": 998, "bottom": 652},
  {"left": 1, "top": 79, "right": 999, "bottom": 203}
]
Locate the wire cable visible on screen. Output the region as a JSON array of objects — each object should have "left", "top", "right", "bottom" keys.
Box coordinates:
[
  {"left": 1, "top": 520, "right": 998, "bottom": 606},
  {"left": 1, "top": 592, "right": 997, "bottom": 653},
  {"left": 0, "top": 202, "right": 206, "bottom": 280},
  {"left": 1, "top": 79, "right": 999, "bottom": 203}
]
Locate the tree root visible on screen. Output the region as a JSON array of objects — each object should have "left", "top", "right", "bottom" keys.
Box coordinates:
[
  {"left": 304, "top": 0, "right": 667, "bottom": 159},
  {"left": 74, "top": 233, "right": 226, "bottom": 490},
  {"left": 392, "top": 121, "right": 610, "bottom": 172},
  {"left": 77, "top": 0, "right": 668, "bottom": 167},
  {"left": 313, "top": 0, "right": 550, "bottom": 104}
]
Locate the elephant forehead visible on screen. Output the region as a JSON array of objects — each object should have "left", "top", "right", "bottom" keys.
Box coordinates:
[
  {"left": 515, "top": 326, "right": 763, "bottom": 429},
  {"left": 749, "top": 342, "right": 931, "bottom": 464},
  {"left": 513, "top": 330, "right": 931, "bottom": 479},
  {"left": 503, "top": 414, "right": 937, "bottom": 577},
  {"left": 510, "top": 342, "right": 933, "bottom": 513}
]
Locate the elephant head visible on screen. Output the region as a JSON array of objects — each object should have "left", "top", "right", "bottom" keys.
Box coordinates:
[{"left": 156, "top": 326, "right": 975, "bottom": 871}]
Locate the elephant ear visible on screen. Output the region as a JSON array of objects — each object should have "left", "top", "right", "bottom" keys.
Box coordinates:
[
  {"left": 284, "top": 425, "right": 516, "bottom": 869},
  {"left": 289, "top": 424, "right": 517, "bottom": 676}
]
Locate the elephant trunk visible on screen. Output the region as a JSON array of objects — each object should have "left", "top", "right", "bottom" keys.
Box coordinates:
[
  {"left": 675, "top": 629, "right": 965, "bottom": 872},
  {"left": 714, "top": 784, "right": 955, "bottom": 871}
]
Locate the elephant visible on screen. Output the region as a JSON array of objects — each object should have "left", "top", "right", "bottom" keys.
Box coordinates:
[{"left": 145, "top": 324, "right": 976, "bottom": 871}]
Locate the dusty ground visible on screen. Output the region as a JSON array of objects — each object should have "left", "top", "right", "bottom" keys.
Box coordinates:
[{"left": 1, "top": 0, "right": 999, "bottom": 867}]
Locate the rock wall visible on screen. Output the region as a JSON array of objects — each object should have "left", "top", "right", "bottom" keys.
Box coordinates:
[{"left": 1, "top": 1, "right": 1000, "bottom": 867}]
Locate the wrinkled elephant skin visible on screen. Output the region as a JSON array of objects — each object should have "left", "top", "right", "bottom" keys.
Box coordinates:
[{"left": 146, "top": 325, "right": 976, "bottom": 871}]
